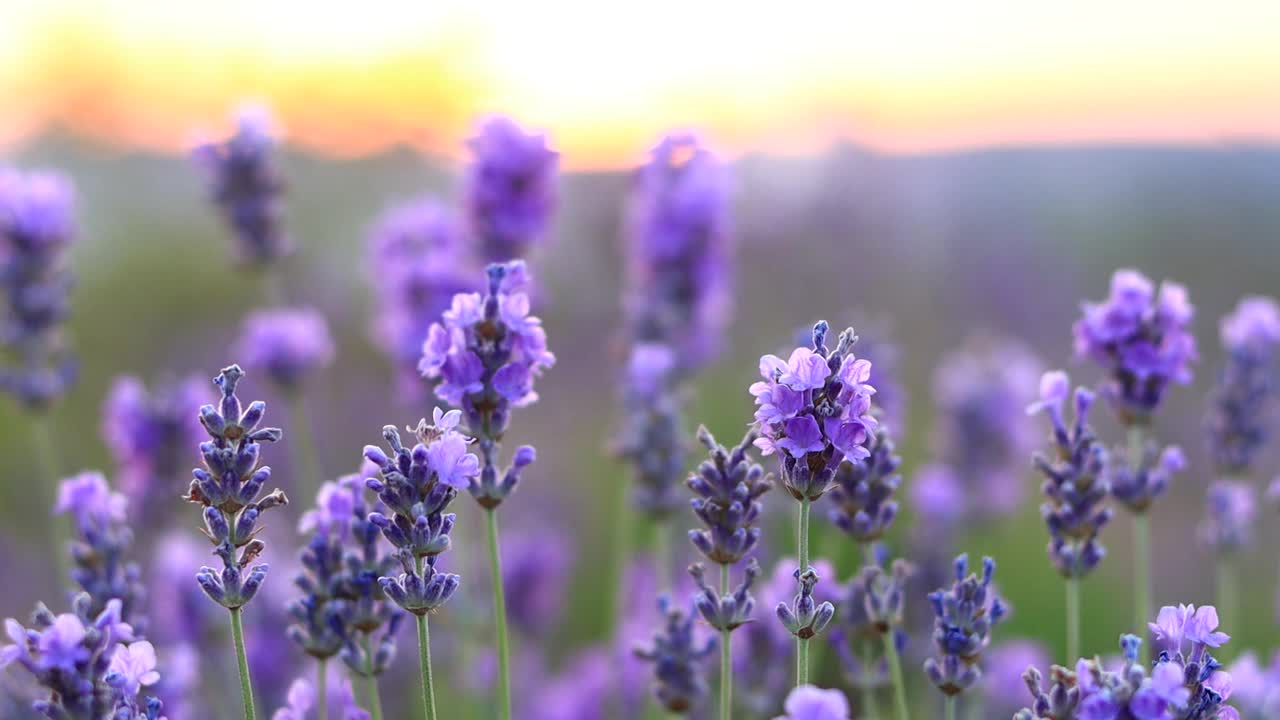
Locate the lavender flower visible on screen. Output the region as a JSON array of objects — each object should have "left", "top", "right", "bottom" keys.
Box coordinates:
[
  {"left": 776, "top": 567, "right": 836, "bottom": 641},
  {"left": 54, "top": 472, "right": 148, "bottom": 637},
  {"left": 366, "top": 197, "right": 476, "bottom": 391},
  {"left": 236, "top": 308, "right": 335, "bottom": 391},
  {"left": 750, "top": 321, "right": 878, "bottom": 500},
  {"left": 829, "top": 559, "right": 912, "bottom": 689},
  {"left": 184, "top": 365, "right": 287, "bottom": 610},
  {"left": 615, "top": 342, "right": 687, "bottom": 517},
  {"left": 1199, "top": 481, "right": 1257, "bottom": 553},
  {"left": 689, "top": 559, "right": 760, "bottom": 632},
  {"left": 193, "top": 106, "right": 290, "bottom": 265},
  {"left": 363, "top": 411, "right": 477, "bottom": 614},
  {"left": 774, "top": 685, "right": 851, "bottom": 720},
  {"left": 418, "top": 260, "right": 552, "bottom": 508},
  {"left": 464, "top": 115, "right": 559, "bottom": 263},
  {"left": 1028, "top": 371, "right": 1112, "bottom": 578},
  {"left": 827, "top": 427, "right": 901, "bottom": 543},
  {"left": 1017, "top": 610, "right": 1239, "bottom": 720},
  {"left": 501, "top": 525, "right": 574, "bottom": 636},
  {"left": 0, "top": 167, "right": 78, "bottom": 409},
  {"left": 272, "top": 670, "right": 369, "bottom": 720},
  {"left": 0, "top": 594, "right": 158, "bottom": 720},
  {"left": 983, "top": 640, "right": 1052, "bottom": 717},
  {"left": 923, "top": 554, "right": 1008, "bottom": 697},
  {"left": 686, "top": 426, "right": 772, "bottom": 565},
  {"left": 1074, "top": 269, "right": 1198, "bottom": 424},
  {"left": 102, "top": 375, "right": 211, "bottom": 508},
  {"left": 1207, "top": 296, "right": 1280, "bottom": 475},
  {"left": 634, "top": 596, "right": 716, "bottom": 713},
  {"left": 1226, "top": 652, "right": 1280, "bottom": 716},
  {"left": 1110, "top": 443, "right": 1186, "bottom": 514},
  {"left": 624, "top": 133, "right": 732, "bottom": 369}
]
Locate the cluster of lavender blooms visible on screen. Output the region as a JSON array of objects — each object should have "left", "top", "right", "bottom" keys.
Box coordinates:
[
  {"left": 193, "top": 107, "right": 290, "bottom": 266},
  {"left": 1015, "top": 605, "right": 1238, "bottom": 719},
  {"left": 464, "top": 116, "right": 559, "bottom": 264},
  {"left": 236, "top": 308, "right": 335, "bottom": 392},
  {"left": 829, "top": 556, "right": 913, "bottom": 690},
  {"left": 1028, "top": 371, "right": 1112, "bottom": 578},
  {"left": 1073, "top": 270, "right": 1197, "bottom": 425},
  {"left": 923, "top": 554, "right": 1007, "bottom": 698},
  {"left": 634, "top": 595, "right": 717, "bottom": 712},
  {"left": 55, "top": 473, "right": 148, "bottom": 637},
  {"left": 289, "top": 472, "right": 403, "bottom": 677},
  {"left": 615, "top": 343, "right": 688, "bottom": 516},
  {"left": 366, "top": 199, "right": 476, "bottom": 391},
  {"left": 272, "top": 671, "right": 369, "bottom": 720},
  {"left": 2, "top": 595, "right": 164, "bottom": 719},
  {"left": 101, "top": 375, "right": 211, "bottom": 509},
  {"left": 0, "top": 168, "right": 78, "bottom": 409},
  {"left": 185, "top": 365, "right": 288, "bottom": 610}
]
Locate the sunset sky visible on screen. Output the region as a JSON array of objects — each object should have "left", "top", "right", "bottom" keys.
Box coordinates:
[{"left": 2, "top": 1, "right": 1278, "bottom": 167}]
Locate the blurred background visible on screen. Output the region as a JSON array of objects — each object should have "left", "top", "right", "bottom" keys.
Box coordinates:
[{"left": 2, "top": 2, "right": 1279, "bottom": 718}]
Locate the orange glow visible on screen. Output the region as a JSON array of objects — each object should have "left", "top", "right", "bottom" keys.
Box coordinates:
[{"left": 2, "top": 2, "right": 1279, "bottom": 167}]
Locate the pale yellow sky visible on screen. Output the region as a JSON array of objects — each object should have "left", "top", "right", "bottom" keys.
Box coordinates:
[{"left": 1, "top": 1, "right": 1278, "bottom": 166}]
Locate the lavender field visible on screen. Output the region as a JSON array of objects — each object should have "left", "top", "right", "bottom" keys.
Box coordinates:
[{"left": 1, "top": 122, "right": 1279, "bottom": 720}]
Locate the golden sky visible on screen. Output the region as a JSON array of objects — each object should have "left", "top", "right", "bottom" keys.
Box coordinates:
[{"left": 2, "top": 1, "right": 1279, "bottom": 167}]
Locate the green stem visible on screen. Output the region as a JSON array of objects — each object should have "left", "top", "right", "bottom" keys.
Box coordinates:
[
  {"left": 1066, "top": 577, "right": 1080, "bottom": 662},
  {"left": 229, "top": 607, "right": 257, "bottom": 720},
  {"left": 944, "top": 696, "right": 957, "bottom": 720},
  {"left": 362, "top": 636, "right": 384, "bottom": 720},
  {"left": 413, "top": 556, "right": 437, "bottom": 720},
  {"left": 286, "top": 393, "right": 324, "bottom": 501},
  {"left": 796, "top": 497, "right": 811, "bottom": 687},
  {"left": 1128, "top": 425, "right": 1149, "bottom": 666},
  {"left": 883, "top": 630, "right": 910, "bottom": 720},
  {"left": 486, "top": 509, "right": 512, "bottom": 720},
  {"left": 30, "top": 414, "right": 67, "bottom": 582},
  {"left": 1216, "top": 554, "right": 1238, "bottom": 662},
  {"left": 859, "top": 641, "right": 882, "bottom": 720},
  {"left": 719, "top": 563, "right": 732, "bottom": 720},
  {"left": 316, "top": 659, "right": 327, "bottom": 720}
]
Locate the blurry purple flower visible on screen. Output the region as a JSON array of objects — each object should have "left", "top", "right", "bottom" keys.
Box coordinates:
[
  {"left": 366, "top": 197, "right": 477, "bottom": 393},
  {"left": 1200, "top": 480, "right": 1257, "bottom": 553},
  {"left": 55, "top": 471, "right": 127, "bottom": 529},
  {"left": 0, "top": 167, "right": 78, "bottom": 409},
  {"left": 634, "top": 595, "right": 716, "bottom": 713},
  {"left": 615, "top": 342, "right": 687, "bottom": 517},
  {"left": 237, "top": 307, "right": 335, "bottom": 391},
  {"left": 193, "top": 105, "right": 290, "bottom": 265},
  {"left": 984, "top": 640, "right": 1051, "bottom": 713},
  {"left": 1074, "top": 269, "right": 1198, "bottom": 424},
  {"left": 36, "top": 614, "right": 89, "bottom": 672},
  {"left": 909, "top": 464, "right": 965, "bottom": 524},
  {"left": 501, "top": 525, "right": 574, "bottom": 636},
  {"left": 105, "top": 641, "right": 160, "bottom": 698},
  {"left": 102, "top": 374, "right": 211, "bottom": 506},
  {"left": 1221, "top": 296, "right": 1280, "bottom": 354},
  {"left": 1207, "top": 295, "right": 1280, "bottom": 476},
  {"left": 625, "top": 132, "right": 732, "bottom": 370},
  {"left": 465, "top": 115, "right": 558, "bottom": 263},
  {"left": 1110, "top": 443, "right": 1185, "bottom": 514},
  {"left": 773, "top": 685, "right": 850, "bottom": 720},
  {"left": 272, "top": 667, "right": 369, "bottom": 720}
]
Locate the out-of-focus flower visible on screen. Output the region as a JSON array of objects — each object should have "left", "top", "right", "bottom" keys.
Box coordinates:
[
  {"left": 1200, "top": 480, "right": 1257, "bottom": 552},
  {"left": 501, "top": 525, "right": 574, "bottom": 636},
  {"left": 102, "top": 375, "right": 211, "bottom": 508},
  {"left": 193, "top": 105, "right": 290, "bottom": 266},
  {"left": 1029, "top": 371, "right": 1112, "bottom": 578},
  {"left": 464, "top": 115, "right": 558, "bottom": 264},
  {"left": 984, "top": 640, "right": 1052, "bottom": 715},
  {"left": 185, "top": 365, "right": 287, "bottom": 610},
  {"left": 1109, "top": 443, "right": 1185, "bottom": 514},
  {"left": 624, "top": 133, "right": 732, "bottom": 370},
  {"left": 634, "top": 595, "right": 716, "bottom": 713},
  {"left": 366, "top": 197, "right": 477, "bottom": 392},
  {"left": 0, "top": 167, "right": 78, "bottom": 409},
  {"left": 827, "top": 427, "right": 901, "bottom": 543},
  {"left": 271, "top": 668, "right": 370, "bottom": 720},
  {"left": 236, "top": 307, "right": 335, "bottom": 391},
  {"left": 1073, "top": 269, "right": 1198, "bottom": 425},
  {"left": 1207, "top": 296, "right": 1280, "bottom": 475},
  {"left": 614, "top": 342, "right": 687, "bottom": 517},
  {"left": 773, "top": 685, "right": 850, "bottom": 720}
]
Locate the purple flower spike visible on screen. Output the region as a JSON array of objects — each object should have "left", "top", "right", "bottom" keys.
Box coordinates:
[
  {"left": 750, "top": 321, "right": 878, "bottom": 501},
  {"left": 828, "top": 427, "right": 902, "bottom": 543},
  {"left": 634, "top": 595, "right": 717, "bottom": 713},
  {"left": 1199, "top": 480, "right": 1257, "bottom": 552},
  {"left": 615, "top": 342, "right": 687, "bottom": 517},
  {"left": 102, "top": 374, "right": 211, "bottom": 510},
  {"left": 625, "top": 133, "right": 732, "bottom": 371},
  {"left": 1073, "top": 269, "right": 1198, "bottom": 425},
  {"left": 774, "top": 685, "right": 851, "bottom": 720},
  {"left": 686, "top": 426, "right": 772, "bottom": 565},
  {"left": 237, "top": 307, "right": 335, "bottom": 391},
  {"left": 923, "top": 554, "right": 1007, "bottom": 698},
  {"left": 465, "top": 115, "right": 559, "bottom": 263},
  {"left": 184, "top": 365, "right": 287, "bottom": 610},
  {"left": 193, "top": 105, "right": 291, "bottom": 265},
  {"left": 0, "top": 167, "right": 79, "bottom": 409},
  {"left": 1207, "top": 295, "right": 1280, "bottom": 476}
]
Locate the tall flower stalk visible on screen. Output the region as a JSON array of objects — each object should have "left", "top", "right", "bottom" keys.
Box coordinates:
[
  {"left": 417, "top": 260, "right": 554, "bottom": 720},
  {"left": 750, "top": 320, "right": 876, "bottom": 687},
  {"left": 1073, "top": 269, "right": 1197, "bottom": 662},
  {"left": 1028, "top": 371, "right": 1110, "bottom": 662},
  {"left": 464, "top": 115, "right": 559, "bottom": 265},
  {"left": 685, "top": 426, "right": 771, "bottom": 719},
  {"left": 923, "top": 555, "right": 1007, "bottom": 720},
  {"left": 184, "top": 365, "right": 289, "bottom": 720}
]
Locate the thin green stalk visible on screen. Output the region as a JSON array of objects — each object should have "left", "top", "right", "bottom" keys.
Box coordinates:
[
  {"left": 860, "top": 641, "right": 882, "bottom": 720},
  {"left": 362, "top": 637, "right": 384, "bottom": 720},
  {"left": 30, "top": 414, "right": 67, "bottom": 581},
  {"left": 316, "top": 659, "right": 327, "bottom": 720},
  {"left": 1216, "top": 555, "right": 1238, "bottom": 662},
  {"left": 413, "top": 556, "right": 437, "bottom": 720},
  {"left": 286, "top": 393, "right": 324, "bottom": 501},
  {"left": 1066, "top": 577, "right": 1080, "bottom": 662},
  {"left": 883, "top": 629, "right": 910, "bottom": 720},
  {"left": 719, "top": 563, "right": 732, "bottom": 720},
  {"left": 229, "top": 607, "right": 257, "bottom": 720},
  {"left": 796, "top": 497, "right": 811, "bottom": 686},
  {"left": 1128, "top": 425, "right": 1149, "bottom": 666},
  {"left": 944, "top": 696, "right": 957, "bottom": 720},
  {"left": 606, "top": 473, "right": 635, "bottom": 633},
  {"left": 485, "top": 508, "right": 512, "bottom": 720}
]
